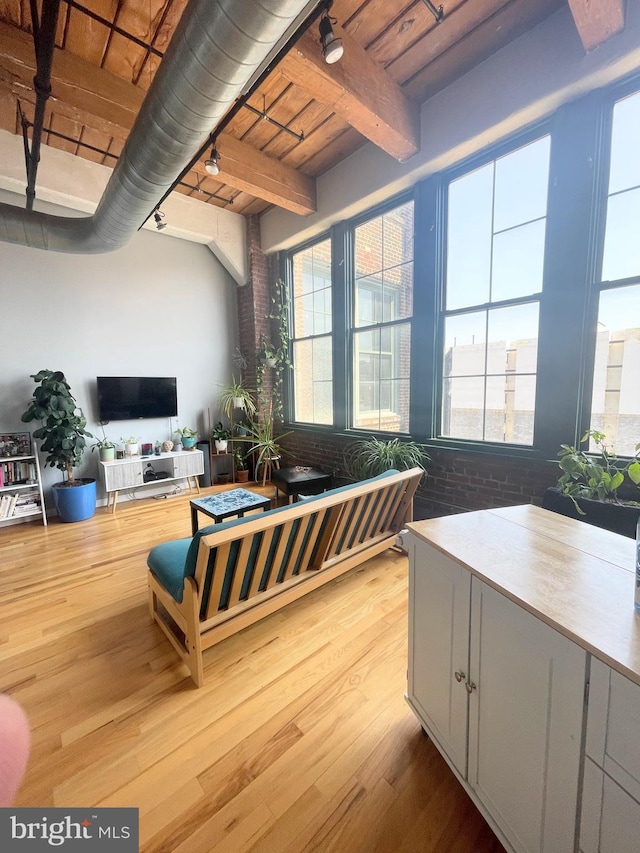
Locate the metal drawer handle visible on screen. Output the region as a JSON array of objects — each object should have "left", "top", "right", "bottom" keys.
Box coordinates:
[
  {"left": 465, "top": 681, "right": 477, "bottom": 694},
  {"left": 454, "top": 671, "right": 465, "bottom": 683}
]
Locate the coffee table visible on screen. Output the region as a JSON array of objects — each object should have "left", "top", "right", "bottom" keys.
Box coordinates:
[{"left": 190, "top": 488, "right": 271, "bottom": 534}]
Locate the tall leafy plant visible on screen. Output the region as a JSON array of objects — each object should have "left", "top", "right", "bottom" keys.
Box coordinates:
[
  {"left": 21, "top": 370, "right": 93, "bottom": 484},
  {"left": 256, "top": 278, "right": 292, "bottom": 419}
]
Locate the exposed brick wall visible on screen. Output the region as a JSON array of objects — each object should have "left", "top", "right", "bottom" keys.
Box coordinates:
[
  {"left": 237, "top": 216, "right": 280, "bottom": 408},
  {"left": 279, "top": 428, "right": 558, "bottom": 520}
]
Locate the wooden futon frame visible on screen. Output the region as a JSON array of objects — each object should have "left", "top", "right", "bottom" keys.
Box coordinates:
[{"left": 147, "top": 468, "right": 422, "bottom": 686}]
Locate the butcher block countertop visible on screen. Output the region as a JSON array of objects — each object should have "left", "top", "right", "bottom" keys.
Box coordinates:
[{"left": 407, "top": 504, "right": 640, "bottom": 686}]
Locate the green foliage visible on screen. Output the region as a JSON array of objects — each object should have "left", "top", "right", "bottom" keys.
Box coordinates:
[
  {"left": 175, "top": 426, "right": 198, "bottom": 438},
  {"left": 211, "top": 421, "right": 232, "bottom": 442},
  {"left": 21, "top": 369, "right": 93, "bottom": 483},
  {"left": 556, "top": 430, "right": 640, "bottom": 511},
  {"left": 343, "top": 436, "right": 430, "bottom": 483},
  {"left": 232, "top": 445, "right": 247, "bottom": 470},
  {"left": 256, "top": 279, "right": 292, "bottom": 420},
  {"left": 217, "top": 376, "right": 257, "bottom": 420},
  {"left": 244, "top": 415, "right": 292, "bottom": 472}
]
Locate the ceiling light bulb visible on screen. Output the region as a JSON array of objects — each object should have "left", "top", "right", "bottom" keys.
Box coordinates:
[
  {"left": 319, "top": 13, "right": 343, "bottom": 64},
  {"left": 204, "top": 147, "right": 220, "bottom": 175}
]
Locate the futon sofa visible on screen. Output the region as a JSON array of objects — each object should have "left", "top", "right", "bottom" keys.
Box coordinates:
[{"left": 147, "top": 467, "right": 423, "bottom": 686}]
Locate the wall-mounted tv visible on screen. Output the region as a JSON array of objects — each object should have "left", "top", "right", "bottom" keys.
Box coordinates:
[{"left": 97, "top": 376, "right": 178, "bottom": 421}]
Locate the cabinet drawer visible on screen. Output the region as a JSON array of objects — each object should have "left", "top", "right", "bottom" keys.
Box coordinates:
[
  {"left": 580, "top": 757, "right": 640, "bottom": 853},
  {"left": 586, "top": 657, "right": 640, "bottom": 802}
]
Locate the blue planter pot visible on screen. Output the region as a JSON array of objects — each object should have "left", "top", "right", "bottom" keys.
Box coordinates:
[
  {"left": 52, "top": 478, "right": 97, "bottom": 523},
  {"left": 182, "top": 436, "right": 196, "bottom": 449}
]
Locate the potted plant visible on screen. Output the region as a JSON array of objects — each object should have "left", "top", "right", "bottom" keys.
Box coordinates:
[
  {"left": 21, "top": 369, "right": 96, "bottom": 522},
  {"left": 175, "top": 426, "right": 198, "bottom": 450},
  {"left": 343, "top": 436, "right": 431, "bottom": 483},
  {"left": 245, "top": 414, "right": 292, "bottom": 484},
  {"left": 211, "top": 421, "right": 231, "bottom": 453},
  {"left": 92, "top": 429, "right": 116, "bottom": 462},
  {"left": 121, "top": 436, "right": 140, "bottom": 456},
  {"left": 543, "top": 430, "right": 640, "bottom": 538},
  {"left": 233, "top": 445, "right": 250, "bottom": 482},
  {"left": 217, "top": 377, "right": 256, "bottom": 420}
]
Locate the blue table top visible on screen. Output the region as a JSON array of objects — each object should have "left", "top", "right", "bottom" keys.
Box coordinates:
[{"left": 191, "top": 488, "right": 269, "bottom": 515}]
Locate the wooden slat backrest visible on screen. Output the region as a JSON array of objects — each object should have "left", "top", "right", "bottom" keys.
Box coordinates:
[{"left": 192, "top": 468, "right": 423, "bottom": 619}]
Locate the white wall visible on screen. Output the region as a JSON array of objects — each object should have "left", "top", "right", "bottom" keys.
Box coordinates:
[{"left": 0, "top": 193, "right": 239, "bottom": 503}]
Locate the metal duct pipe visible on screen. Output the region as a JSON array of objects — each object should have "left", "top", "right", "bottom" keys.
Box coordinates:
[{"left": 0, "top": 0, "right": 315, "bottom": 253}]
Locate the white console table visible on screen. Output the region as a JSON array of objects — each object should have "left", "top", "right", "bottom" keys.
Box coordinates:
[
  {"left": 406, "top": 505, "right": 639, "bottom": 853},
  {"left": 98, "top": 449, "right": 204, "bottom": 513}
]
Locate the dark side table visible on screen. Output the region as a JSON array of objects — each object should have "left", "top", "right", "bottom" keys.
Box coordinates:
[
  {"left": 190, "top": 488, "right": 271, "bottom": 534},
  {"left": 271, "top": 467, "right": 333, "bottom": 504}
]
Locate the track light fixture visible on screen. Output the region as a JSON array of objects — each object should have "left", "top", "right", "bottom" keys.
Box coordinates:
[
  {"left": 319, "top": 9, "right": 343, "bottom": 64},
  {"left": 204, "top": 146, "right": 220, "bottom": 175},
  {"left": 153, "top": 209, "right": 167, "bottom": 231}
]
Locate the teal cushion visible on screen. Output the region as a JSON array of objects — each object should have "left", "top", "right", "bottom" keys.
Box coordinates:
[{"left": 147, "top": 469, "right": 403, "bottom": 605}]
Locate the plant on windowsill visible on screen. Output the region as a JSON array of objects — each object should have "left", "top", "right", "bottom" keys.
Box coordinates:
[
  {"left": 21, "top": 369, "right": 96, "bottom": 523},
  {"left": 542, "top": 429, "right": 640, "bottom": 538},
  {"left": 343, "top": 436, "right": 431, "bottom": 484}
]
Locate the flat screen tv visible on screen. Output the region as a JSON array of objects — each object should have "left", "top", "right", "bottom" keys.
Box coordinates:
[{"left": 97, "top": 376, "right": 178, "bottom": 421}]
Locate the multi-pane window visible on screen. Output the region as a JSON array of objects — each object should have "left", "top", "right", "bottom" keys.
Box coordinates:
[
  {"left": 589, "top": 90, "right": 640, "bottom": 455},
  {"left": 290, "top": 239, "right": 333, "bottom": 425},
  {"left": 442, "top": 136, "right": 550, "bottom": 445},
  {"left": 352, "top": 202, "right": 414, "bottom": 432}
]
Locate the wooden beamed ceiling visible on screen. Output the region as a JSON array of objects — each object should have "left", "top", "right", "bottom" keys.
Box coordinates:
[{"left": 0, "top": 0, "right": 629, "bottom": 218}]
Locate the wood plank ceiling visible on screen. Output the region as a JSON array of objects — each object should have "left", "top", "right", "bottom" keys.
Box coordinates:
[{"left": 0, "top": 0, "right": 627, "bottom": 219}]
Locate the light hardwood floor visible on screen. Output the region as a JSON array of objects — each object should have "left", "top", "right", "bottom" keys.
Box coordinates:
[{"left": 0, "top": 483, "right": 505, "bottom": 852}]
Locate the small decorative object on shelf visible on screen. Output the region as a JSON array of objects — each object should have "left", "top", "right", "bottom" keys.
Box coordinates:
[
  {"left": 154, "top": 441, "right": 162, "bottom": 456},
  {"left": 162, "top": 440, "right": 174, "bottom": 453},
  {"left": 175, "top": 427, "right": 198, "bottom": 450},
  {"left": 0, "top": 433, "right": 32, "bottom": 457}
]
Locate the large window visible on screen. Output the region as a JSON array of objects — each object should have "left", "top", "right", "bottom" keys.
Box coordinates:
[
  {"left": 283, "top": 78, "right": 640, "bottom": 461},
  {"left": 290, "top": 239, "right": 333, "bottom": 425},
  {"left": 441, "top": 136, "right": 550, "bottom": 445},
  {"left": 589, "top": 90, "right": 640, "bottom": 455},
  {"left": 352, "top": 202, "right": 414, "bottom": 432}
]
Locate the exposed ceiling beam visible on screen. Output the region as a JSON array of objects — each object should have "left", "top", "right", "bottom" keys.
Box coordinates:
[
  {"left": 566, "top": 0, "right": 625, "bottom": 52},
  {"left": 279, "top": 24, "right": 420, "bottom": 162},
  {"left": 0, "top": 20, "right": 316, "bottom": 216}
]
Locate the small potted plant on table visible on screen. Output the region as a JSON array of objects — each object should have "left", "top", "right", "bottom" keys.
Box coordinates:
[
  {"left": 92, "top": 431, "right": 116, "bottom": 462},
  {"left": 175, "top": 427, "right": 198, "bottom": 450}
]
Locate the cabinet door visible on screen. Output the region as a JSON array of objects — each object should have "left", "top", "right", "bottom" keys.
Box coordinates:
[
  {"left": 102, "top": 461, "right": 142, "bottom": 490},
  {"left": 407, "top": 537, "right": 471, "bottom": 776},
  {"left": 174, "top": 451, "right": 204, "bottom": 479},
  {"left": 580, "top": 757, "right": 640, "bottom": 853},
  {"left": 468, "top": 581, "right": 586, "bottom": 853}
]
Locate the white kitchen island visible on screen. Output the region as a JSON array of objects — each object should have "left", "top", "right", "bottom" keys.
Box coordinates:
[{"left": 406, "top": 505, "right": 640, "bottom": 853}]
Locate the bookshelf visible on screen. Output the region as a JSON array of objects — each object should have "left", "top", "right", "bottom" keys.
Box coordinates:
[{"left": 0, "top": 453, "right": 47, "bottom": 526}]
